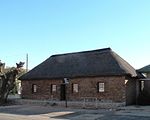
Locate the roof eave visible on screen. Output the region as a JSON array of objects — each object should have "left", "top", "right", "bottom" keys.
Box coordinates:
[{"left": 20, "top": 73, "right": 130, "bottom": 81}]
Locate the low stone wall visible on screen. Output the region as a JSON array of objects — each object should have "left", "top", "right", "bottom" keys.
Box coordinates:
[{"left": 13, "top": 99, "right": 125, "bottom": 109}]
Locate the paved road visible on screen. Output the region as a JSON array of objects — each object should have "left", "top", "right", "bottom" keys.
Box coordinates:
[{"left": 0, "top": 105, "right": 150, "bottom": 120}]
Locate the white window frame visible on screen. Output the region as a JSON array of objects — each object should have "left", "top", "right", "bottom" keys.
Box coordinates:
[
  {"left": 32, "top": 84, "right": 37, "bottom": 93},
  {"left": 52, "top": 84, "right": 57, "bottom": 92},
  {"left": 73, "top": 84, "right": 79, "bottom": 93},
  {"left": 98, "top": 83, "right": 105, "bottom": 92},
  {"left": 141, "top": 81, "right": 144, "bottom": 91}
]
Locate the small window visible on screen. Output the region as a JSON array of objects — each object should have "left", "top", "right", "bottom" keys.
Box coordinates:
[
  {"left": 32, "top": 84, "right": 37, "bottom": 93},
  {"left": 73, "top": 84, "right": 79, "bottom": 93},
  {"left": 141, "top": 81, "right": 144, "bottom": 91},
  {"left": 98, "top": 83, "right": 104, "bottom": 92},
  {"left": 51, "top": 84, "right": 57, "bottom": 92}
]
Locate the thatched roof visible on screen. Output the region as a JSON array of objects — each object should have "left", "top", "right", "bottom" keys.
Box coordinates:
[
  {"left": 138, "top": 65, "right": 150, "bottom": 73},
  {"left": 20, "top": 48, "right": 139, "bottom": 80}
]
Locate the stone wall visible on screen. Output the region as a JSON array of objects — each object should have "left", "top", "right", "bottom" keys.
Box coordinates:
[
  {"left": 21, "top": 79, "right": 62, "bottom": 100},
  {"left": 21, "top": 76, "right": 127, "bottom": 103},
  {"left": 68, "top": 76, "right": 126, "bottom": 102}
]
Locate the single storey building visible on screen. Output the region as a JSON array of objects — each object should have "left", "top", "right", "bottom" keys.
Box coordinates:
[
  {"left": 138, "top": 65, "right": 150, "bottom": 104},
  {"left": 138, "top": 64, "right": 150, "bottom": 92},
  {"left": 20, "top": 48, "right": 143, "bottom": 105}
]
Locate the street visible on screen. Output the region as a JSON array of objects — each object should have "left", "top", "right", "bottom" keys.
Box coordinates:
[{"left": 0, "top": 105, "right": 150, "bottom": 120}]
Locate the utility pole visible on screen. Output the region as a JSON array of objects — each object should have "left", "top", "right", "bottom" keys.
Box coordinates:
[{"left": 26, "top": 53, "right": 28, "bottom": 72}]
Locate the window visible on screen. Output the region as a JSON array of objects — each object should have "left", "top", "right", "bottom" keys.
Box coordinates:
[
  {"left": 98, "top": 83, "right": 104, "bottom": 92},
  {"left": 51, "top": 84, "right": 57, "bottom": 92},
  {"left": 141, "top": 81, "right": 144, "bottom": 91},
  {"left": 32, "top": 84, "right": 37, "bottom": 93},
  {"left": 73, "top": 84, "right": 79, "bottom": 93}
]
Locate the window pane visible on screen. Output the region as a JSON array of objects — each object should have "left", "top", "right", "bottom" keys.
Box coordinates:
[
  {"left": 141, "top": 81, "right": 144, "bottom": 91},
  {"left": 73, "top": 84, "right": 78, "bottom": 93},
  {"left": 99, "top": 83, "right": 104, "bottom": 92},
  {"left": 32, "top": 84, "right": 37, "bottom": 93},
  {"left": 52, "top": 85, "right": 57, "bottom": 92}
]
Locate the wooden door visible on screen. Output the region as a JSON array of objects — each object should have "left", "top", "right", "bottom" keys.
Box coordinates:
[{"left": 60, "top": 84, "right": 66, "bottom": 100}]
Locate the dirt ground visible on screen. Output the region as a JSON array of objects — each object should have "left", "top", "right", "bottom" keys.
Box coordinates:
[{"left": 0, "top": 105, "right": 150, "bottom": 120}]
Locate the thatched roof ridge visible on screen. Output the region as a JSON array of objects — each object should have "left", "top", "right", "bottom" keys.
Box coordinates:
[{"left": 20, "top": 48, "right": 139, "bottom": 80}]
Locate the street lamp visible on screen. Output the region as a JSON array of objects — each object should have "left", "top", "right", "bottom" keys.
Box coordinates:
[{"left": 63, "top": 78, "right": 69, "bottom": 107}]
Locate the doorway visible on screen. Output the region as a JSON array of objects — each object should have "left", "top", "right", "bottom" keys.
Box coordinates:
[{"left": 60, "top": 84, "right": 66, "bottom": 100}]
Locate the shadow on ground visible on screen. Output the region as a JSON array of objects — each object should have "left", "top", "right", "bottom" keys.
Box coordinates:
[{"left": 0, "top": 105, "right": 76, "bottom": 116}]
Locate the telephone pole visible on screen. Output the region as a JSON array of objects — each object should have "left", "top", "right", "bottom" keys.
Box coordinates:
[{"left": 26, "top": 53, "right": 28, "bottom": 72}]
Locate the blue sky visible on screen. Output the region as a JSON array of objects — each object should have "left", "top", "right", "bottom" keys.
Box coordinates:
[{"left": 0, "top": 0, "right": 149, "bottom": 69}]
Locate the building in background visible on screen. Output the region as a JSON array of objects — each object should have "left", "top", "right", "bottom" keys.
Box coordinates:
[{"left": 138, "top": 65, "right": 150, "bottom": 105}]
